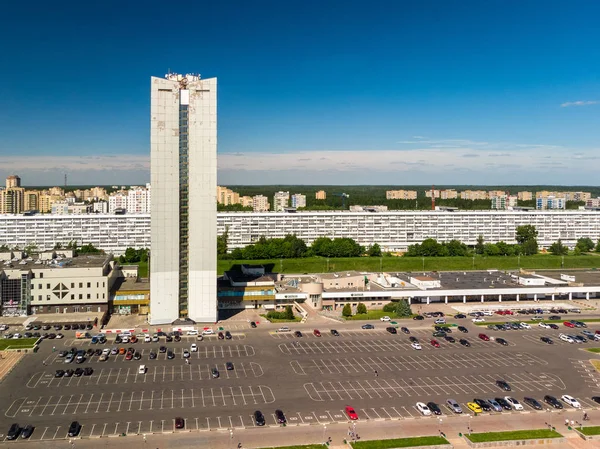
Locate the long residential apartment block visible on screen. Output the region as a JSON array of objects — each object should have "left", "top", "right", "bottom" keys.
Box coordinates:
[{"left": 2, "top": 210, "right": 600, "bottom": 254}]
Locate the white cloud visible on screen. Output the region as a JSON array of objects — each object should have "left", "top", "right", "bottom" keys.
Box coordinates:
[{"left": 560, "top": 100, "right": 599, "bottom": 107}]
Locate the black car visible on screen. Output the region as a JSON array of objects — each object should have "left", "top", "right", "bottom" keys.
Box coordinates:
[
  {"left": 426, "top": 402, "right": 442, "bottom": 415},
  {"left": 212, "top": 368, "right": 220, "bottom": 378},
  {"left": 454, "top": 314, "right": 466, "bottom": 319},
  {"left": 294, "top": 331, "right": 303, "bottom": 337},
  {"left": 175, "top": 417, "right": 185, "bottom": 429},
  {"left": 458, "top": 326, "right": 468, "bottom": 333},
  {"left": 64, "top": 324, "right": 71, "bottom": 330},
  {"left": 523, "top": 397, "right": 543, "bottom": 410},
  {"left": 433, "top": 331, "right": 446, "bottom": 338},
  {"left": 83, "top": 367, "right": 93, "bottom": 376},
  {"left": 115, "top": 336, "right": 122, "bottom": 343},
  {"left": 226, "top": 362, "right": 234, "bottom": 370},
  {"left": 275, "top": 409, "right": 286, "bottom": 424},
  {"left": 413, "top": 315, "right": 425, "bottom": 321},
  {"left": 20, "top": 424, "right": 34, "bottom": 439},
  {"left": 254, "top": 410, "right": 266, "bottom": 426},
  {"left": 409, "top": 336, "right": 418, "bottom": 343},
  {"left": 591, "top": 396, "right": 600, "bottom": 404},
  {"left": 548, "top": 315, "right": 562, "bottom": 320},
  {"left": 544, "top": 395, "right": 563, "bottom": 409},
  {"left": 218, "top": 332, "right": 225, "bottom": 340},
  {"left": 361, "top": 324, "right": 375, "bottom": 329},
  {"left": 573, "top": 335, "right": 587, "bottom": 343},
  {"left": 330, "top": 329, "right": 340, "bottom": 336},
  {"left": 24, "top": 332, "right": 33, "bottom": 338},
  {"left": 496, "top": 338, "right": 508, "bottom": 346},
  {"left": 149, "top": 351, "right": 157, "bottom": 360},
  {"left": 165, "top": 335, "right": 173, "bottom": 342},
  {"left": 400, "top": 327, "right": 410, "bottom": 334},
  {"left": 386, "top": 327, "right": 397, "bottom": 334},
  {"left": 86, "top": 324, "right": 93, "bottom": 330},
  {"left": 444, "top": 335, "right": 456, "bottom": 343},
  {"left": 54, "top": 325, "right": 63, "bottom": 331},
  {"left": 58, "top": 350, "right": 68, "bottom": 357},
  {"left": 68, "top": 421, "right": 81, "bottom": 437},
  {"left": 86, "top": 348, "right": 94, "bottom": 356},
  {"left": 459, "top": 338, "right": 470, "bottom": 347},
  {"left": 540, "top": 337, "right": 554, "bottom": 344},
  {"left": 64, "top": 369, "right": 74, "bottom": 377},
  {"left": 167, "top": 350, "right": 175, "bottom": 359},
  {"left": 225, "top": 331, "right": 232, "bottom": 340},
  {"left": 74, "top": 368, "right": 84, "bottom": 377},
  {"left": 159, "top": 346, "right": 167, "bottom": 353},
  {"left": 6, "top": 423, "right": 21, "bottom": 440},
  {"left": 473, "top": 399, "right": 491, "bottom": 411},
  {"left": 250, "top": 321, "right": 257, "bottom": 328},
  {"left": 134, "top": 352, "right": 142, "bottom": 360},
  {"left": 574, "top": 321, "right": 587, "bottom": 328},
  {"left": 174, "top": 335, "right": 181, "bottom": 342},
  {"left": 549, "top": 323, "right": 559, "bottom": 330},
  {"left": 494, "top": 397, "right": 512, "bottom": 410},
  {"left": 94, "top": 349, "right": 102, "bottom": 356},
  {"left": 55, "top": 369, "right": 65, "bottom": 378},
  {"left": 496, "top": 380, "right": 511, "bottom": 391},
  {"left": 42, "top": 325, "right": 51, "bottom": 330}
]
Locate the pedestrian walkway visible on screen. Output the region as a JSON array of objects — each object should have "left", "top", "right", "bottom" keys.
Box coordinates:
[{"left": 0, "top": 350, "right": 25, "bottom": 382}]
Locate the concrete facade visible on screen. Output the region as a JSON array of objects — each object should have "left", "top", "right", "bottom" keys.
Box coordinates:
[{"left": 150, "top": 73, "right": 217, "bottom": 325}]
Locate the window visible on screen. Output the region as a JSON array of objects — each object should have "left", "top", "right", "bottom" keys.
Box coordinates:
[
  {"left": 96, "top": 282, "right": 99, "bottom": 288},
  {"left": 38, "top": 284, "right": 42, "bottom": 289},
  {"left": 79, "top": 283, "right": 83, "bottom": 288},
  {"left": 103, "top": 282, "right": 105, "bottom": 287},
  {"left": 71, "top": 294, "right": 74, "bottom": 299},
  {"left": 46, "top": 295, "right": 50, "bottom": 300},
  {"left": 71, "top": 283, "right": 74, "bottom": 288},
  {"left": 55, "top": 307, "right": 60, "bottom": 313},
  {"left": 31, "top": 284, "right": 34, "bottom": 290},
  {"left": 87, "top": 294, "right": 91, "bottom": 299},
  {"left": 96, "top": 293, "right": 99, "bottom": 299},
  {"left": 87, "top": 282, "right": 91, "bottom": 288},
  {"left": 79, "top": 294, "right": 82, "bottom": 300},
  {"left": 86, "top": 306, "right": 91, "bottom": 312},
  {"left": 38, "top": 295, "right": 42, "bottom": 301},
  {"left": 40, "top": 273, "right": 43, "bottom": 278},
  {"left": 103, "top": 293, "right": 105, "bottom": 299},
  {"left": 46, "top": 284, "right": 50, "bottom": 289},
  {"left": 74, "top": 306, "right": 80, "bottom": 312}
]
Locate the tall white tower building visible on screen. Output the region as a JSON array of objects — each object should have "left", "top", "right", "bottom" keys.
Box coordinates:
[{"left": 150, "top": 73, "right": 217, "bottom": 324}]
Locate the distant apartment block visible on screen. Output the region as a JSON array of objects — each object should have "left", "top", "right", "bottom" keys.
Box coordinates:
[
  {"left": 491, "top": 194, "right": 517, "bottom": 210},
  {"left": 440, "top": 189, "right": 458, "bottom": 199},
  {"left": 24, "top": 190, "right": 39, "bottom": 211},
  {"left": 488, "top": 190, "right": 506, "bottom": 198},
  {"left": 425, "top": 189, "right": 440, "bottom": 198},
  {"left": 108, "top": 192, "right": 128, "bottom": 214},
  {"left": 518, "top": 191, "right": 533, "bottom": 201},
  {"left": 39, "top": 194, "right": 63, "bottom": 213},
  {"left": 252, "top": 195, "right": 270, "bottom": 212},
  {"left": 386, "top": 190, "right": 417, "bottom": 200},
  {"left": 126, "top": 184, "right": 151, "bottom": 214},
  {"left": 6, "top": 175, "right": 21, "bottom": 188},
  {"left": 217, "top": 186, "right": 240, "bottom": 206},
  {"left": 536, "top": 191, "right": 591, "bottom": 202},
  {"left": 291, "top": 194, "right": 306, "bottom": 208},
  {"left": 240, "top": 196, "right": 253, "bottom": 208},
  {"left": 52, "top": 201, "right": 92, "bottom": 215},
  {"left": 315, "top": 190, "right": 326, "bottom": 200},
  {"left": 93, "top": 201, "right": 108, "bottom": 214},
  {"left": 537, "top": 196, "right": 566, "bottom": 210},
  {"left": 273, "top": 191, "right": 290, "bottom": 211},
  {"left": 0, "top": 188, "right": 24, "bottom": 214},
  {"left": 460, "top": 190, "right": 488, "bottom": 200}
]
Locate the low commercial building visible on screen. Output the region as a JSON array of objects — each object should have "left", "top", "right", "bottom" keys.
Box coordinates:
[
  {"left": 111, "top": 276, "right": 150, "bottom": 315},
  {"left": 0, "top": 252, "right": 120, "bottom": 316}
]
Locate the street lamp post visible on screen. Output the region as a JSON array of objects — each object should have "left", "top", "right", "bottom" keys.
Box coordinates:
[
  {"left": 323, "top": 425, "right": 327, "bottom": 443},
  {"left": 422, "top": 257, "right": 425, "bottom": 272},
  {"left": 229, "top": 428, "right": 234, "bottom": 449}
]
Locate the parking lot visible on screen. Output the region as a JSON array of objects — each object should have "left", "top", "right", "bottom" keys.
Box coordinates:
[{"left": 2, "top": 316, "right": 600, "bottom": 443}]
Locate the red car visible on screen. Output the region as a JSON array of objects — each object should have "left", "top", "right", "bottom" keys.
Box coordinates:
[
  {"left": 564, "top": 321, "right": 576, "bottom": 328},
  {"left": 430, "top": 339, "right": 440, "bottom": 348},
  {"left": 175, "top": 417, "right": 184, "bottom": 429},
  {"left": 478, "top": 333, "right": 490, "bottom": 341},
  {"left": 596, "top": 330, "right": 600, "bottom": 335},
  {"left": 496, "top": 310, "right": 506, "bottom": 315},
  {"left": 345, "top": 406, "right": 358, "bottom": 420},
  {"left": 313, "top": 329, "right": 321, "bottom": 337},
  {"left": 125, "top": 352, "right": 133, "bottom": 360},
  {"left": 504, "top": 310, "right": 514, "bottom": 315}
]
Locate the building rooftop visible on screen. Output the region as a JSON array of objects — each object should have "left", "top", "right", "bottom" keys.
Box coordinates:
[
  {"left": 112, "top": 276, "right": 150, "bottom": 292},
  {"left": 0, "top": 254, "right": 111, "bottom": 270}
]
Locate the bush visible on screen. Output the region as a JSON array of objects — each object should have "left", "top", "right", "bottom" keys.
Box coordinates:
[
  {"left": 284, "top": 305, "right": 294, "bottom": 320},
  {"left": 342, "top": 304, "right": 352, "bottom": 317},
  {"left": 395, "top": 299, "right": 412, "bottom": 317},
  {"left": 356, "top": 303, "right": 367, "bottom": 314},
  {"left": 383, "top": 302, "right": 396, "bottom": 313}
]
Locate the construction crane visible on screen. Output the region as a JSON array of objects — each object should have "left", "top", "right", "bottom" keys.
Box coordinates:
[{"left": 333, "top": 192, "right": 350, "bottom": 209}]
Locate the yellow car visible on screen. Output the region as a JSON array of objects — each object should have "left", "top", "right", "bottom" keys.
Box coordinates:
[{"left": 466, "top": 402, "right": 482, "bottom": 413}]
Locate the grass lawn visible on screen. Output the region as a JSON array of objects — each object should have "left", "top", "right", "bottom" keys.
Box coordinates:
[
  {"left": 591, "top": 360, "right": 600, "bottom": 371},
  {"left": 259, "top": 315, "right": 302, "bottom": 323},
  {"left": 586, "top": 348, "right": 600, "bottom": 353},
  {"left": 345, "top": 310, "right": 410, "bottom": 321},
  {"left": 218, "top": 255, "right": 600, "bottom": 275},
  {"left": 578, "top": 426, "right": 600, "bottom": 436},
  {"left": 466, "top": 429, "right": 563, "bottom": 443},
  {"left": 0, "top": 338, "right": 39, "bottom": 350},
  {"left": 351, "top": 436, "right": 449, "bottom": 449}
]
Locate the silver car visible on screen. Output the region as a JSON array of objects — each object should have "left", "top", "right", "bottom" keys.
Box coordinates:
[
  {"left": 447, "top": 399, "right": 462, "bottom": 414},
  {"left": 487, "top": 398, "right": 503, "bottom": 412}
]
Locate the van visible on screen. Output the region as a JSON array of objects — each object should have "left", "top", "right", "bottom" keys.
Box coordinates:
[{"left": 138, "top": 365, "right": 146, "bottom": 374}]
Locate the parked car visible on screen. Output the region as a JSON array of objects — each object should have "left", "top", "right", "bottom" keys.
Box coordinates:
[
  {"left": 345, "top": 406, "right": 359, "bottom": 420},
  {"left": 447, "top": 399, "right": 462, "bottom": 414},
  {"left": 416, "top": 402, "right": 432, "bottom": 416},
  {"left": 523, "top": 397, "right": 543, "bottom": 410},
  {"left": 254, "top": 410, "right": 266, "bottom": 426},
  {"left": 175, "top": 417, "right": 185, "bottom": 429},
  {"left": 275, "top": 409, "right": 286, "bottom": 424},
  {"left": 68, "top": 421, "right": 81, "bottom": 437}
]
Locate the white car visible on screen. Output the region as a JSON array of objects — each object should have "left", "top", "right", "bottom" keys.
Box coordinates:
[
  {"left": 55, "top": 333, "right": 64, "bottom": 339},
  {"left": 182, "top": 350, "right": 190, "bottom": 358},
  {"left": 144, "top": 334, "right": 151, "bottom": 343},
  {"left": 434, "top": 318, "right": 446, "bottom": 324},
  {"left": 190, "top": 343, "right": 198, "bottom": 352},
  {"left": 519, "top": 323, "right": 531, "bottom": 329},
  {"left": 532, "top": 316, "right": 544, "bottom": 320},
  {"left": 561, "top": 395, "right": 581, "bottom": 408},
  {"left": 277, "top": 327, "right": 291, "bottom": 333},
  {"left": 152, "top": 334, "right": 159, "bottom": 342},
  {"left": 505, "top": 397, "right": 523, "bottom": 411},
  {"left": 416, "top": 402, "right": 431, "bottom": 416},
  {"left": 538, "top": 322, "right": 551, "bottom": 329},
  {"left": 102, "top": 348, "right": 110, "bottom": 355},
  {"left": 12, "top": 333, "right": 21, "bottom": 339},
  {"left": 187, "top": 330, "right": 199, "bottom": 335},
  {"left": 482, "top": 311, "right": 494, "bottom": 316},
  {"left": 201, "top": 329, "right": 214, "bottom": 335},
  {"left": 138, "top": 365, "right": 146, "bottom": 374},
  {"left": 121, "top": 336, "right": 129, "bottom": 343},
  {"left": 472, "top": 318, "right": 485, "bottom": 323},
  {"left": 411, "top": 342, "right": 422, "bottom": 350},
  {"left": 0, "top": 325, "right": 7, "bottom": 331},
  {"left": 380, "top": 316, "right": 391, "bottom": 322},
  {"left": 559, "top": 333, "right": 575, "bottom": 343}
]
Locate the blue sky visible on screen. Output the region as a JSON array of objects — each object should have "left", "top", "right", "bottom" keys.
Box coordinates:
[{"left": 0, "top": 0, "right": 599, "bottom": 185}]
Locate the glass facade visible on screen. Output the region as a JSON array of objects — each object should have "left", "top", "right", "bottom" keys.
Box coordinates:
[{"left": 178, "top": 103, "right": 189, "bottom": 317}]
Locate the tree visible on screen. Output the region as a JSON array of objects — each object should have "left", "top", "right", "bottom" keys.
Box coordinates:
[
  {"left": 445, "top": 239, "right": 468, "bottom": 257},
  {"left": 394, "top": 299, "right": 412, "bottom": 317},
  {"left": 78, "top": 243, "right": 103, "bottom": 254},
  {"left": 367, "top": 243, "right": 382, "bottom": 257},
  {"left": 483, "top": 243, "right": 500, "bottom": 256},
  {"left": 342, "top": 304, "right": 352, "bottom": 317},
  {"left": 516, "top": 225, "right": 538, "bottom": 245},
  {"left": 521, "top": 239, "right": 538, "bottom": 256},
  {"left": 0, "top": 244, "right": 9, "bottom": 252},
  {"left": 356, "top": 303, "right": 367, "bottom": 314},
  {"left": 596, "top": 239, "right": 600, "bottom": 253},
  {"left": 284, "top": 305, "right": 294, "bottom": 320},
  {"left": 217, "top": 229, "right": 228, "bottom": 257},
  {"left": 549, "top": 239, "right": 569, "bottom": 256},
  {"left": 383, "top": 302, "right": 396, "bottom": 313},
  {"left": 475, "top": 235, "right": 485, "bottom": 255},
  {"left": 576, "top": 237, "right": 595, "bottom": 253}
]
